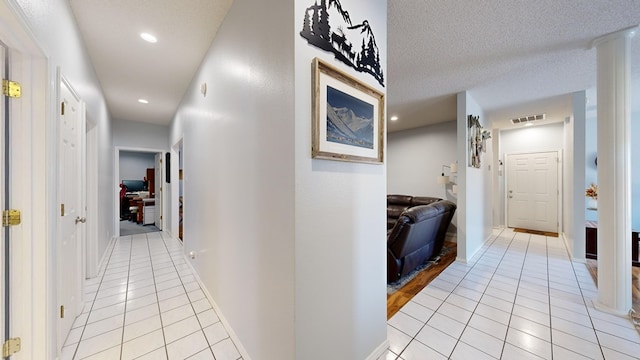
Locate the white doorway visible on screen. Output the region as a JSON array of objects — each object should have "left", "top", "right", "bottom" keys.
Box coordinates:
[
  {"left": 0, "top": 3, "right": 58, "bottom": 357},
  {"left": 506, "top": 151, "right": 559, "bottom": 233},
  {"left": 57, "top": 76, "right": 86, "bottom": 351},
  {"left": 115, "top": 147, "right": 165, "bottom": 237},
  {"left": 155, "top": 153, "right": 163, "bottom": 229}
]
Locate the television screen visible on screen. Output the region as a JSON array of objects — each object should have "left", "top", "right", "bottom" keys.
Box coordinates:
[{"left": 122, "top": 180, "right": 146, "bottom": 192}]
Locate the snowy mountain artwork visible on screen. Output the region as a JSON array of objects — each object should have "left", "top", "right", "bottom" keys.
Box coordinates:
[
  {"left": 300, "top": 0, "right": 384, "bottom": 87},
  {"left": 311, "top": 58, "right": 384, "bottom": 164},
  {"left": 326, "top": 86, "right": 374, "bottom": 149}
]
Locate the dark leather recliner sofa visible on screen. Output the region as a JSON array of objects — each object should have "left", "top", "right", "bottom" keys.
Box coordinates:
[
  {"left": 387, "top": 194, "right": 441, "bottom": 230},
  {"left": 387, "top": 195, "right": 457, "bottom": 283}
]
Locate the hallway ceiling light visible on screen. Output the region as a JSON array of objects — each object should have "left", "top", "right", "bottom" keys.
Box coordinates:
[
  {"left": 138, "top": 99, "right": 149, "bottom": 104},
  {"left": 140, "top": 32, "right": 157, "bottom": 43},
  {"left": 390, "top": 116, "right": 399, "bottom": 121}
]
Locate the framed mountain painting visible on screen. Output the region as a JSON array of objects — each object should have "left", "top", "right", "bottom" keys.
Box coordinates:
[{"left": 312, "top": 57, "right": 385, "bottom": 164}]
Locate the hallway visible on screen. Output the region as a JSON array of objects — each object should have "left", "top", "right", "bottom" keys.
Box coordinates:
[{"left": 60, "top": 232, "right": 242, "bottom": 360}]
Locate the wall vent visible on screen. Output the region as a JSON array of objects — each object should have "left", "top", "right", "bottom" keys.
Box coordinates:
[{"left": 511, "top": 113, "right": 545, "bottom": 124}]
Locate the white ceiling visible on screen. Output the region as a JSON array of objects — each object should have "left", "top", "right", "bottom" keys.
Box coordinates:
[
  {"left": 70, "top": 1, "right": 640, "bottom": 132},
  {"left": 69, "top": 0, "right": 233, "bottom": 125}
]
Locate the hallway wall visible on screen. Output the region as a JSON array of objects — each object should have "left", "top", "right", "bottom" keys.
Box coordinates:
[
  {"left": 113, "top": 118, "right": 170, "bottom": 149},
  {"left": 457, "top": 91, "right": 493, "bottom": 261},
  {"left": 293, "top": 1, "right": 388, "bottom": 358},
  {"left": 12, "top": 0, "right": 114, "bottom": 253},
  {"left": 169, "top": 0, "right": 296, "bottom": 358},
  {"left": 170, "top": 0, "right": 388, "bottom": 358},
  {"left": 10, "top": 0, "right": 114, "bottom": 357}
]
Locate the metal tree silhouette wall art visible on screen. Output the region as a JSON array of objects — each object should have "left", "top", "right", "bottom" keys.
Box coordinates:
[{"left": 301, "top": 0, "right": 385, "bottom": 87}]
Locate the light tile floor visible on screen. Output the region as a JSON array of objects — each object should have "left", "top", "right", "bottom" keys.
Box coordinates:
[
  {"left": 60, "top": 231, "right": 243, "bottom": 360},
  {"left": 384, "top": 228, "right": 640, "bottom": 360},
  {"left": 63, "top": 228, "right": 640, "bottom": 359}
]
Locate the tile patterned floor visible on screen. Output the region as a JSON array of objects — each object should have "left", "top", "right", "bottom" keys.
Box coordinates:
[
  {"left": 383, "top": 228, "right": 640, "bottom": 360},
  {"left": 62, "top": 228, "right": 640, "bottom": 359},
  {"left": 60, "top": 231, "right": 243, "bottom": 360}
]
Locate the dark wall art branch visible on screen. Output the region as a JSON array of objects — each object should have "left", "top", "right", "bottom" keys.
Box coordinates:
[{"left": 300, "top": 0, "right": 385, "bottom": 87}]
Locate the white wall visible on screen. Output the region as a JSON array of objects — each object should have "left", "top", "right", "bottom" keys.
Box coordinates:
[
  {"left": 169, "top": 0, "right": 296, "bottom": 358},
  {"left": 567, "top": 91, "right": 587, "bottom": 261},
  {"left": 294, "top": 1, "right": 388, "bottom": 359},
  {"left": 10, "top": 0, "right": 113, "bottom": 357},
  {"left": 633, "top": 111, "right": 640, "bottom": 230},
  {"left": 584, "top": 105, "right": 639, "bottom": 230},
  {"left": 457, "top": 92, "right": 493, "bottom": 261},
  {"left": 112, "top": 118, "right": 169, "bottom": 149},
  {"left": 387, "top": 121, "right": 457, "bottom": 200},
  {"left": 119, "top": 151, "right": 155, "bottom": 182},
  {"left": 500, "top": 122, "right": 564, "bottom": 156},
  {"left": 168, "top": 0, "right": 388, "bottom": 358}
]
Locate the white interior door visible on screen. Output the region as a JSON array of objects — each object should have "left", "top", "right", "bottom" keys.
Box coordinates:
[
  {"left": 155, "top": 153, "right": 162, "bottom": 229},
  {"left": 57, "top": 78, "right": 85, "bottom": 350},
  {"left": 507, "top": 151, "right": 559, "bottom": 233}
]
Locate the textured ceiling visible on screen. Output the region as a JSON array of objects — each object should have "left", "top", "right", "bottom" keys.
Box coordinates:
[
  {"left": 70, "top": 1, "right": 640, "bottom": 131},
  {"left": 387, "top": 0, "right": 640, "bottom": 132}
]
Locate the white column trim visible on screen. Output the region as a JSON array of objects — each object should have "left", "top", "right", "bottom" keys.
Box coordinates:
[{"left": 592, "top": 26, "right": 637, "bottom": 315}]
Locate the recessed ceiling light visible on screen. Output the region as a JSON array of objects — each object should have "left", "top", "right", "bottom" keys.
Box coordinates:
[
  {"left": 138, "top": 99, "right": 149, "bottom": 104},
  {"left": 390, "top": 116, "right": 399, "bottom": 121},
  {"left": 140, "top": 32, "right": 157, "bottom": 43}
]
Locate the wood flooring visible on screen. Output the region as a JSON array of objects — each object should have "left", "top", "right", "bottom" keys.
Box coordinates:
[
  {"left": 513, "top": 228, "right": 559, "bottom": 237},
  {"left": 387, "top": 242, "right": 457, "bottom": 319},
  {"left": 585, "top": 259, "right": 640, "bottom": 314}
]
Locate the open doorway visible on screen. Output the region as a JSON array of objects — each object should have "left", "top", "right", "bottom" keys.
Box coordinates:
[
  {"left": 116, "top": 148, "right": 164, "bottom": 236},
  {"left": 178, "top": 145, "right": 183, "bottom": 241}
]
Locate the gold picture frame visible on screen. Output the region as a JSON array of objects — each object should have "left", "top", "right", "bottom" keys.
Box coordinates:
[{"left": 312, "top": 57, "right": 385, "bottom": 164}]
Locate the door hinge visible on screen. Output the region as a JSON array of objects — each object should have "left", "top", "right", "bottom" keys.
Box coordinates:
[
  {"left": 160, "top": 215, "right": 162, "bottom": 220},
  {"left": 2, "top": 79, "right": 21, "bottom": 98},
  {"left": 60, "top": 305, "right": 65, "bottom": 318},
  {"left": 2, "top": 210, "right": 21, "bottom": 227},
  {"left": 2, "top": 338, "right": 21, "bottom": 358},
  {"left": 61, "top": 203, "right": 65, "bottom": 216},
  {"left": 61, "top": 101, "right": 65, "bottom": 115}
]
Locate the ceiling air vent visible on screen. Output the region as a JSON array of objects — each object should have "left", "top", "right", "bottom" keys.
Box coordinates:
[{"left": 511, "top": 113, "right": 545, "bottom": 125}]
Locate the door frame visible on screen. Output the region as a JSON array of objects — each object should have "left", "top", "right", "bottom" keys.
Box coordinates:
[
  {"left": 0, "top": 1, "right": 52, "bottom": 358},
  {"left": 171, "top": 138, "right": 183, "bottom": 240},
  {"left": 114, "top": 146, "right": 166, "bottom": 237},
  {"left": 504, "top": 150, "right": 563, "bottom": 233}
]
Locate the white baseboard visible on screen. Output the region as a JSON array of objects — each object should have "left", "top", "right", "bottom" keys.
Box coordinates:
[
  {"left": 95, "top": 236, "right": 117, "bottom": 277},
  {"left": 181, "top": 252, "right": 252, "bottom": 360},
  {"left": 365, "top": 339, "right": 390, "bottom": 360}
]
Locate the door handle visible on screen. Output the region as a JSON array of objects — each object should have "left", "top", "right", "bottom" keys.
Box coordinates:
[{"left": 75, "top": 216, "right": 86, "bottom": 224}]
